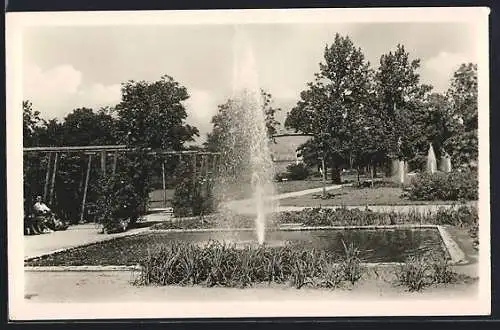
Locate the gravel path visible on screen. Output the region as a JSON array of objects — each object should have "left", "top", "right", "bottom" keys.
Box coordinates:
[{"left": 23, "top": 269, "right": 478, "bottom": 304}]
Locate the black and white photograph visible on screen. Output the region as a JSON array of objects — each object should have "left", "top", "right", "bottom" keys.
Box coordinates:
[{"left": 6, "top": 7, "right": 491, "bottom": 320}]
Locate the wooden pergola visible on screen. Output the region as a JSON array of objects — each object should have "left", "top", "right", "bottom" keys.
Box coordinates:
[{"left": 23, "top": 145, "right": 221, "bottom": 222}]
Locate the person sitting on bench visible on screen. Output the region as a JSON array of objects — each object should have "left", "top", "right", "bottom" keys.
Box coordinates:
[{"left": 33, "top": 196, "right": 54, "bottom": 233}]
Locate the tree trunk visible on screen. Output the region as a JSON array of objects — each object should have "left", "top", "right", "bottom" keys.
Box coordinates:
[{"left": 370, "top": 162, "right": 374, "bottom": 188}]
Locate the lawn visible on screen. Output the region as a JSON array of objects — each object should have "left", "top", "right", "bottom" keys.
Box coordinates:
[
  {"left": 148, "top": 179, "right": 329, "bottom": 209},
  {"left": 278, "top": 186, "right": 471, "bottom": 207}
]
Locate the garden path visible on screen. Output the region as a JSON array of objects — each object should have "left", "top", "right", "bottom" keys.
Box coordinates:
[
  {"left": 224, "top": 183, "right": 345, "bottom": 214},
  {"left": 24, "top": 223, "right": 152, "bottom": 260}
]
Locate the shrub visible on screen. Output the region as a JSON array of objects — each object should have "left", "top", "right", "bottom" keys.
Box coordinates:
[
  {"left": 94, "top": 173, "right": 143, "bottom": 233},
  {"left": 94, "top": 152, "right": 152, "bottom": 233},
  {"left": 286, "top": 163, "right": 310, "bottom": 181},
  {"left": 404, "top": 170, "right": 478, "bottom": 201},
  {"left": 172, "top": 160, "right": 215, "bottom": 218}
]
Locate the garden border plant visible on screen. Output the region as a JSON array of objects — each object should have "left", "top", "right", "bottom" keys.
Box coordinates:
[
  {"left": 394, "top": 254, "right": 472, "bottom": 292},
  {"left": 133, "top": 240, "right": 365, "bottom": 289}
]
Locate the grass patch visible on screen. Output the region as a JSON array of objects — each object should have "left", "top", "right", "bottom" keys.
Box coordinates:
[
  {"left": 278, "top": 186, "right": 474, "bottom": 207},
  {"left": 148, "top": 179, "right": 327, "bottom": 209}
]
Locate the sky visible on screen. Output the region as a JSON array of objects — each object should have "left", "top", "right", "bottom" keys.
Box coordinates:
[{"left": 22, "top": 22, "right": 479, "bottom": 142}]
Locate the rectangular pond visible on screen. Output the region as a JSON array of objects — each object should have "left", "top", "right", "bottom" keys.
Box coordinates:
[{"left": 25, "top": 227, "right": 450, "bottom": 266}]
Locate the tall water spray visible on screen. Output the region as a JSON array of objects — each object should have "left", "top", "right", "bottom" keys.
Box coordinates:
[
  {"left": 427, "top": 143, "right": 437, "bottom": 174},
  {"left": 214, "top": 28, "right": 277, "bottom": 245}
]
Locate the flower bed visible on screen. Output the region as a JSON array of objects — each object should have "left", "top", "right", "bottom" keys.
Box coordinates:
[
  {"left": 279, "top": 206, "right": 478, "bottom": 227},
  {"left": 152, "top": 206, "right": 477, "bottom": 231}
]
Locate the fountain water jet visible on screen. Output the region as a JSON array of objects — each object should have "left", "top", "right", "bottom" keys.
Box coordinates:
[
  {"left": 427, "top": 143, "right": 437, "bottom": 174},
  {"left": 213, "top": 28, "right": 277, "bottom": 245}
]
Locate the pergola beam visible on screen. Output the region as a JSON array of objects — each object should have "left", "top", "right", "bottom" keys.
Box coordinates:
[{"left": 24, "top": 145, "right": 220, "bottom": 156}]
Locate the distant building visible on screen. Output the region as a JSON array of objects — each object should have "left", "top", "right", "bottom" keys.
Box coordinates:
[{"left": 270, "top": 132, "right": 311, "bottom": 173}]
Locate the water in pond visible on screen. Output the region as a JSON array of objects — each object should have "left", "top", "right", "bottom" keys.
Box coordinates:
[{"left": 153, "top": 228, "right": 448, "bottom": 263}]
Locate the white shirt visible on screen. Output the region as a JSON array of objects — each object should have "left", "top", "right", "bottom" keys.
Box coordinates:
[{"left": 34, "top": 202, "right": 51, "bottom": 213}]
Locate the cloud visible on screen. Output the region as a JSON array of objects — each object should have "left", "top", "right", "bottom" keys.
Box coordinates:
[
  {"left": 75, "top": 83, "right": 122, "bottom": 109},
  {"left": 23, "top": 64, "right": 121, "bottom": 120},
  {"left": 24, "top": 63, "right": 82, "bottom": 97},
  {"left": 421, "top": 51, "right": 471, "bottom": 92},
  {"left": 183, "top": 89, "right": 220, "bottom": 141}
]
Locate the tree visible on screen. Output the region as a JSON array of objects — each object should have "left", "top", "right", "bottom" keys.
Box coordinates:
[
  {"left": 407, "top": 92, "right": 454, "bottom": 169},
  {"left": 374, "top": 44, "right": 433, "bottom": 168},
  {"left": 23, "top": 100, "right": 43, "bottom": 147},
  {"left": 115, "top": 75, "right": 199, "bottom": 150},
  {"left": 61, "top": 107, "right": 118, "bottom": 146},
  {"left": 205, "top": 89, "right": 280, "bottom": 152},
  {"left": 261, "top": 90, "right": 281, "bottom": 142},
  {"left": 443, "top": 63, "right": 478, "bottom": 169},
  {"left": 285, "top": 34, "right": 373, "bottom": 183},
  {"left": 32, "top": 118, "right": 64, "bottom": 146}
]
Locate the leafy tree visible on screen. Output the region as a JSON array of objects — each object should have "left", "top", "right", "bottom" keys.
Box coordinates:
[
  {"left": 443, "top": 63, "right": 478, "bottom": 169},
  {"left": 407, "top": 92, "right": 454, "bottom": 169},
  {"left": 285, "top": 34, "right": 373, "bottom": 183},
  {"left": 261, "top": 90, "right": 281, "bottom": 142},
  {"left": 61, "top": 107, "right": 118, "bottom": 146},
  {"left": 374, "top": 44, "right": 433, "bottom": 166},
  {"left": 205, "top": 89, "right": 280, "bottom": 152},
  {"left": 109, "top": 75, "right": 201, "bottom": 221},
  {"left": 23, "top": 100, "right": 43, "bottom": 147},
  {"left": 115, "top": 75, "right": 199, "bottom": 149},
  {"left": 33, "top": 119, "right": 64, "bottom": 146}
]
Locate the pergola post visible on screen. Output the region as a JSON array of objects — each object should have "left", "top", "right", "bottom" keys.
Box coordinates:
[
  {"left": 80, "top": 154, "right": 92, "bottom": 223},
  {"left": 100, "top": 151, "right": 107, "bottom": 174},
  {"left": 200, "top": 154, "right": 206, "bottom": 178},
  {"left": 162, "top": 160, "right": 167, "bottom": 208},
  {"left": 192, "top": 153, "right": 197, "bottom": 192},
  {"left": 49, "top": 153, "right": 59, "bottom": 205},
  {"left": 112, "top": 151, "right": 118, "bottom": 175},
  {"left": 212, "top": 154, "right": 217, "bottom": 177},
  {"left": 43, "top": 153, "right": 52, "bottom": 201}
]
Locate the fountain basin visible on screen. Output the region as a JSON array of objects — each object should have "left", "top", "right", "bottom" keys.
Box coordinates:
[
  {"left": 25, "top": 226, "right": 466, "bottom": 267},
  {"left": 149, "top": 227, "right": 451, "bottom": 263}
]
